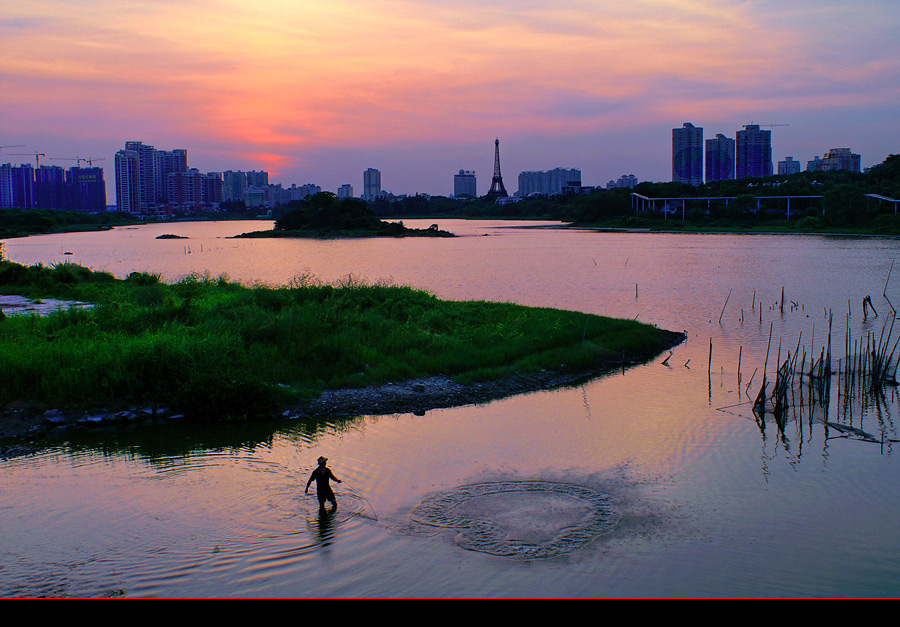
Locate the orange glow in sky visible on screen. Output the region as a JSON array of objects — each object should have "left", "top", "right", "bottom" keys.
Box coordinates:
[{"left": 2, "top": 0, "right": 899, "bottom": 194}]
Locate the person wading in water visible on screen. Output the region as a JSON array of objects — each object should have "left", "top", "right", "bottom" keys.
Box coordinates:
[{"left": 305, "top": 456, "right": 342, "bottom": 510}]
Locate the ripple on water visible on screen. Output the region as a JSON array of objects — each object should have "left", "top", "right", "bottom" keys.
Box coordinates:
[{"left": 409, "top": 481, "right": 619, "bottom": 560}]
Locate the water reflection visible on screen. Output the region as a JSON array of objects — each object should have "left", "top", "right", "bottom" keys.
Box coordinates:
[
  {"left": 4, "top": 222, "right": 900, "bottom": 596},
  {"left": 31, "top": 413, "right": 369, "bottom": 465}
]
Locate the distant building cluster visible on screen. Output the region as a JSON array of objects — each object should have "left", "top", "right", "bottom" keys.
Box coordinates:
[
  {"left": 224, "top": 170, "right": 321, "bottom": 209},
  {"left": 516, "top": 168, "right": 581, "bottom": 197},
  {"left": 115, "top": 140, "right": 322, "bottom": 215},
  {"left": 116, "top": 141, "right": 221, "bottom": 215},
  {"left": 0, "top": 162, "right": 106, "bottom": 212},
  {"left": 672, "top": 123, "right": 861, "bottom": 184},
  {"left": 807, "top": 148, "right": 861, "bottom": 173},
  {"left": 607, "top": 174, "right": 639, "bottom": 189}
]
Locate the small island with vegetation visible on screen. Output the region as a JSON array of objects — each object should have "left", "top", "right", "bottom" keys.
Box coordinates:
[
  {"left": 0, "top": 253, "right": 682, "bottom": 438},
  {"left": 234, "top": 192, "right": 454, "bottom": 239}
]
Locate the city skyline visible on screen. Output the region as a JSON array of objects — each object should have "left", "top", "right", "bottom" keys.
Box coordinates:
[{"left": 2, "top": 1, "right": 899, "bottom": 199}]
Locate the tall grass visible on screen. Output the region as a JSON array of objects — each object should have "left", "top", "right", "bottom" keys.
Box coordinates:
[{"left": 0, "top": 261, "right": 680, "bottom": 420}]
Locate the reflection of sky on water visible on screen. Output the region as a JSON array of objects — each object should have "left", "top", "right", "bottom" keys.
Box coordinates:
[{"left": 3, "top": 221, "right": 900, "bottom": 596}]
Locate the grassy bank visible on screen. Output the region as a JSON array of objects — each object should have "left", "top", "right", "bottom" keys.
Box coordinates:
[
  {"left": 0, "top": 209, "right": 142, "bottom": 239},
  {"left": 571, "top": 213, "right": 900, "bottom": 236},
  {"left": 0, "top": 259, "right": 682, "bottom": 421}
]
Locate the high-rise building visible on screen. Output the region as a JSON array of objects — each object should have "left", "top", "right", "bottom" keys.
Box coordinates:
[
  {"left": 337, "top": 184, "right": 354, "bottom": 199},
  {"left": 155, "top": 149, "right": 188, "bottom": 203},
  {"left": 123, "top": 141, "right": 158, "bottom": 211},
  {"left": 34, "top": 165, "right": 67, "bottom": 209},
  {"left": 778, "top": 157, "right": 801, "bottom": 175},
  {"left": 67, "top": 167, "right": 106, "bottom": 212},
  {"left": 705, "top": 134, "right": 735, "bottom": 182},
  {"left": 4, "top": 163, "right": 105, "bottom": 212},
  {"left": 0, "top": 164, "right": 12, "bottom": 208},
  {"left": 517, "top": 168, "right": 581, "bottom": 196},
  {"left": 166, "top": 169, "right": 224, "bottom": 208},
  {"left": 454, "top": 170, "right": 476, "bottom": 197},
  {"left": 363, "top": 168, "right": 381, "bottom": 201},
  {"left": 0, "top": 163, "right": 35, "bottom": 208},
  {"left": 0, "top": 163, "right": 35, "bottom": 209},
  {"left": 115, "top": 149, "right": 141, "bottom": 213},
  {"left": 807, "top": 148, "right": 861, "bottom": 173},
  {"left": 673, "top": 123, "right": 703, "bottom": 186},
  {"left": 167, "top": 169, "right": 203, "bottom": 208},
  {"left": 736, "top": 124, "right": 772, "bottom": 179},
  {"left": 201, "top": 172, "right": 223, "bottom": 205},
  {"left": 246, "top": 170, "right": 269, "bottom": 187},
  {"left": 223, "top": 170, "right": 248, "bottom": 203}
]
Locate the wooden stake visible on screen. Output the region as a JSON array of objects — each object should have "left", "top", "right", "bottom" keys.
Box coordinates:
[{"left": 719, "top": 288, "right": 732, "bottom": 325}]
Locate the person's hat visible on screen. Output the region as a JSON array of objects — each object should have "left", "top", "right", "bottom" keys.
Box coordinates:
[{"left": 317, "top": 456, "right": 328, "bottom": 465}]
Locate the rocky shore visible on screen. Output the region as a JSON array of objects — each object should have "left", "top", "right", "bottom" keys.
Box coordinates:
[{"left": 0, "top": 329, "right": 684, "bottom": 459}]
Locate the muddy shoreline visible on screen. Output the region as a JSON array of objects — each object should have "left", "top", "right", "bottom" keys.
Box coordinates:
[{"left": 1, "top": 330, "right": 685, "bottom": 458}]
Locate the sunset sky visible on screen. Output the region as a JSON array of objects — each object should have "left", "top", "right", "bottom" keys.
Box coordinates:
[{"left": 2, "top": 0, "right": 899, "bottom": 199}]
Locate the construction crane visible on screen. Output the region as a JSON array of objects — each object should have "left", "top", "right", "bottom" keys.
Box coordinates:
[
  {"left": 80, "top": 157, "right": 106, "bottom": 168},
  {"left": 50, "top": 156, "right": 107, "bottom": 168},
  {"left": 9, "top": 152, "right": 46, "bottom": 168},
  {"left": 0, "top": 144, "right": 26, "bottom": 151},
  {"left": 750, "top": 123, "right": 790, "bottom": 128}
]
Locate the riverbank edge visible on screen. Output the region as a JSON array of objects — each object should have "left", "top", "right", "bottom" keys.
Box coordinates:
[
  {"left": 566, "top": 222, "right": 900, "bottom": 237},
  {"left": 231, "top": 225, "right": 455, "bottom": 239},
  {"left": 0, "top": 329, "right": 685, "bottom": 458}
]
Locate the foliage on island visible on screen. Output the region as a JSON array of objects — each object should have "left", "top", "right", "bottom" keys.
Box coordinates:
[
  {"left": 236, "top": 192, "right": 453, "bottom": 238},
  {"left": 0, "top": 260, "right": 679, "bottom": 421}
]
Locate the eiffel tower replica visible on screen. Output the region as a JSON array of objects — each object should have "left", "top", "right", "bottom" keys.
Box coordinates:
[{"left": 486, "top": 138, "right": 508, "bottom": 199}]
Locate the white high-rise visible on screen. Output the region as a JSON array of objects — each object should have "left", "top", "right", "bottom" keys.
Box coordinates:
[
  {"left": 115, "top": 149, "right": 141, "bottom": 213},
  {"left": 363, "top": 168, "right": 381, "bottom": 201},
  {"left": 517, "top": 168, "right": 581, "bottom": 196}
]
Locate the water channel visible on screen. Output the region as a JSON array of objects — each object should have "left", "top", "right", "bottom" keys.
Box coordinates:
[{"left": 2, "top": 219, "right": 899, "bottom": 597}]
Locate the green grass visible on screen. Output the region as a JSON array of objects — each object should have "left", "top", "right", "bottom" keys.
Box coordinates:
[
  {"left": 0, "top": 209, "right": 141, "bottom": 239},
  {"left": 0, "top": 260, "right": 681, "bottom": 420}
]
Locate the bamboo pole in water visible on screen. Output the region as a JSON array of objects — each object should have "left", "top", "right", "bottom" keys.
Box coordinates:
[
  {"left": 719, "top": 288, "right": 732, "bottom": 325},
  {"left": 885, "top": 259, "right": 894, "bottom": 296}
]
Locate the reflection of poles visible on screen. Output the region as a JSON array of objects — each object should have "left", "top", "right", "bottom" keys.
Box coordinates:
[{"left": 754, "top": 323, "right": 773, "bottom": 418}]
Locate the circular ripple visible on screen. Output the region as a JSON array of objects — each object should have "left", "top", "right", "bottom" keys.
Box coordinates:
[{"left": 410, "top": 481, "right": 619, "bottom": 560}]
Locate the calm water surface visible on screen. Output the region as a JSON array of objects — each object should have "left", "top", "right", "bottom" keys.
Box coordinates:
[{"left": 2, "top": 220, "right": 900, "bottom": 597}]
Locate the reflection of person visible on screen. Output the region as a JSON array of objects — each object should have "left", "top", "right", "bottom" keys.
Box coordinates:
[{"left": 305, "top": 456, "right": 342, "bottom": 510}]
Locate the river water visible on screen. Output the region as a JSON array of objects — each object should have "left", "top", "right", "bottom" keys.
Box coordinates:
[{"left": 2, "top": 220, "right": 900, "bottom": 597}]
